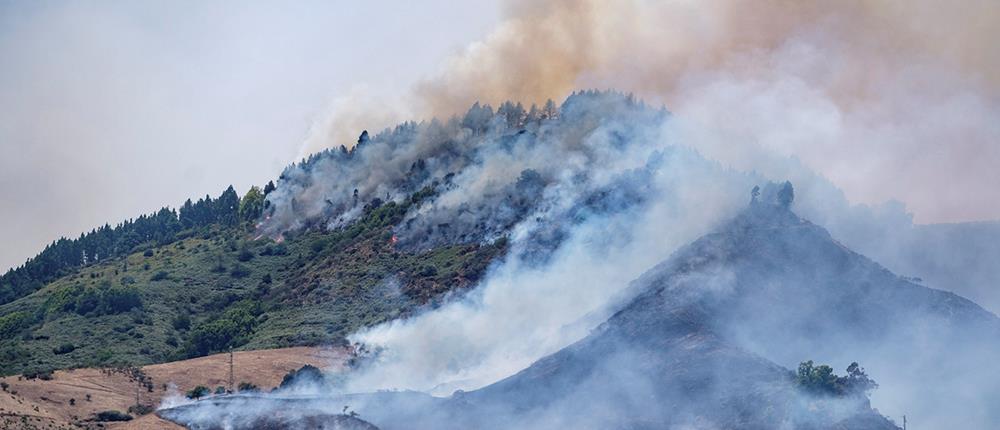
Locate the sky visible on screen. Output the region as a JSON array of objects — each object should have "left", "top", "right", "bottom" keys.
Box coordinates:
[
  {"left": 0, "top": 1, "right": 500, "bottom": 271},
  {"left": 2, "top": 0, "right": 999, "bottom": 272}
]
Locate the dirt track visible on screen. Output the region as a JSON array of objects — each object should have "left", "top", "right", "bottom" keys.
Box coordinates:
[{"left": 0, "top": 346, "right": 348, "bottom": 429}]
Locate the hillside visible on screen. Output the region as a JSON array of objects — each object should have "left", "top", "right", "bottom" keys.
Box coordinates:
[
  {"left": 0, "top": 90, "right": 652, "bottom": 376},
  {"left": 0, "top": 346, "right": 345, "bottom": 430},
  {"left": 162, "top": 185, "right": 923, "bottom": 429},
  {"left": 440, "top": 184, "right": 998, "bottom": 429},
  {"left": 167, "top": 183, "right": 1000, "bottom": 429},
  {"left": 0, "top": 187, "right": 504, "bottom": 376}
]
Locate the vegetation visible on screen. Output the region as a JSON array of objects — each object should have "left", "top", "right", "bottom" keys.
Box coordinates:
[
  {"left": 279, "top": 364, "right": 325, "bottom": 389},
  {"left": 795, "top": 360, "right": 878, "bottom": 397},
  {"left": 0, "top": 185, "right": 263, "bottom": 306},
  {"left": 0, "top": 185, "right": 507, "bottom": 376},
  {"left": 185, "top": 385, "right": 210, "bottom": 399},
  {"left": 94, "top": 410, "right": 132, "bottom": 422},
  {"left": 128, "top": 404, "right": 155, "bottom": 415},
  {"left": 237, "top": 381, "right": 259, "bottom": 392}
]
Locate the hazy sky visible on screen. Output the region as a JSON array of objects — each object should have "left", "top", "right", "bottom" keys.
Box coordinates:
[
  {"left": 0, "top": 1, "right": 500, "bottom": 271},
  {"left": 3, "top": 0, "right": 999, "bottom": 272}
]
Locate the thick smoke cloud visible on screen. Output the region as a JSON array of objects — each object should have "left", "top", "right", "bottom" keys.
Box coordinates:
[
  {"left": 261, "top": 91, "right": 996, "bottom": 427},
  {"left": 241, "top": 1, "right": 1000, "bottom": 428},
  {"left": 303, "top": 0, "right": 1000, "bottom": 225}
]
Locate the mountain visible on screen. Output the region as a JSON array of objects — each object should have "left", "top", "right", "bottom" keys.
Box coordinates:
[
  {"left": 311, "top": 183, "right": 997, "bottom": 429},
  {"left": 5, "top": 91, "right": 1000, "bottom": 428}
]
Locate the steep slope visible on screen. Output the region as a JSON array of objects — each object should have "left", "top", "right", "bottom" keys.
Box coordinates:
[
  {"left": 344, "top": 184, "right": 998, "bottom": 429},
  {"left": 862, "top": 220, "right": 1000, "bottom": 314}
]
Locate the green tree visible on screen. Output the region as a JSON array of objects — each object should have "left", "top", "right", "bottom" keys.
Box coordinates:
[
  {"left": 215, "top": 186, "right": 241, "bottom": 226},
  {"left": 185, "top": 386, "right": 209, "bottom": 399},
  {"left": 239, "top": 186, "right": 265, "bottom": 222}
]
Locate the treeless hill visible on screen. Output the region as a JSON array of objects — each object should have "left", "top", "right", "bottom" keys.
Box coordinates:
[{"left": 0, "top": 346, "right": 347, "bottom": 429}]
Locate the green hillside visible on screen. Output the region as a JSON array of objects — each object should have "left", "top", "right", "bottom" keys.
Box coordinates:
[{"left": 0, "top": 187, "right": 505, "bottom": 376}]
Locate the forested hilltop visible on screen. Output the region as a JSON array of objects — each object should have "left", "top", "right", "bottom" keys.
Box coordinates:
[
  {"left": 0, "top": 182, "right": 504, "bottom": 376},
  {"left": 0, "top": 91, "right": 654, "bottom": 376},
  {"left": 0, "top": 183, "right": 270, "bottom": 306}
]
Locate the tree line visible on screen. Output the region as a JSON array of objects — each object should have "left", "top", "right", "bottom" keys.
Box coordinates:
[{"left": 0, "top": 183, "right": 274, "bottom": 305}]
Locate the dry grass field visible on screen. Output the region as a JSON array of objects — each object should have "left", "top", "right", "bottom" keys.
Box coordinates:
[{"left": 0, "top": 346, "right": 347, "bottom": 429}]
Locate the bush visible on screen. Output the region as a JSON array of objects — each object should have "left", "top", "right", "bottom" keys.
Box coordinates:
[
  {"left": 279, "top": 365, "right": 325, "bottom": 389},
  {"left": 143, "top": 249, "right": 154, "bottom": 257},
  {"left": 128, "top": 404, "right": 154, "bottom": 415},
  {"left": 172, "top": 313, "right": 191, "bottom": 331},
  {"left": 237, "top": 381, "right": 259, "bottom": 392},
  {"left": 214, "top": 386, "right": 227, "bottom": 394},
  {"left": 150, "top": 271, "right": 169, "bottom": 281},
  {"left": 418, "top": 265, "right": 438, "bottom": 277},
  {"left": 95, "top": 410, "right": 132, "bottom": 422},
  {"left": 237, "top": 249, "right": 254, "bottom": 262},
  {"left": 185, "top": 385, "right": 209, "bottom": 399},
  {"left": 185, "top": 300, "right": 262, "bottom": 356},
  {"left": 52, "top": 343, "right": 76, "bottom": 355},
  {"left": 24, "top": 368, "right": 54, "bottom": 380},
  {"left": 56, "top": 282, "right": 142, "bottom": 317},
  {"left": 795, "top": 360, "right": 878, "bottom": 397},
  {"left": 230, "top": 264, "right": 250, "bottom": 279},
  {"left": 0, "top": 312, "right": 31, "bottom": 338}
]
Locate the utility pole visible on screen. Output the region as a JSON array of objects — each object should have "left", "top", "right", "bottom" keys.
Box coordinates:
[
  {"left": 902, "top": 415, "right": 906, "bottom": 430},
  {"left": 228, "top": 349, "right": 234, "bottom": 394}
]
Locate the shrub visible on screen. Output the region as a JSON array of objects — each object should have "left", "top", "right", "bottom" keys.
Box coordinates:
[
  {"left": 52, "top": 343, "right": 76, "bottom": 355},
  {"left": 237, "top": 249, "right": 254, "bottom": 262},
  {"left": 279, "top": 365, "right": 325, "bottom": 389},
  {"left": 150, "top": 271, "right": 169, "bottom": 281},
  {"left": 128, "top": 404, "right": 154, "bottom": 415},
  {"left": 94, "top": 410, "right": 132, "bottom": 422},
  {"left": 214, "top": 386, "right": 227, "bottom": 394},
  {"left": 418, "top": 265, "right": 438, "bottom": 277},
  {"left": 0, "top": 381, "right": 8, "bottom": 391},
  {"left": 60, "top": 283, "right": 142, "bottom": 316},
  {"left": 230, "top": 264, "right": 250, "bottom": 279},
  {"left": 0, "top": 312, "right": 31, "bottom": 338},
  {"left": 185, "top": 385, "right": 209, "bottom": 399},
  {"left": 24, "top": 368, "right": 53, "bottom": 380},
  {"left": 185, "top": 300, "right": 262, "bottom": 356},
  {"left": 172, "top": 313, "right": 191, "bottom": 331},
  {"left": 795, "top": 360, "right": 877, "bottom": 397},
  {"left": 237, "top": 381, "right": 259, "bottom": 392},
  {"left": 143, "top": 249, "right": 154, "bottom": 257}
]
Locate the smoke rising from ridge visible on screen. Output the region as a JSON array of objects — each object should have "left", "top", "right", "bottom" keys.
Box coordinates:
[
  {"left": 305, "top": 0, "right": 1000, "bottom": 224},
  {"left": 243, "top": 1, "right": 1000, "bottom": 428}
]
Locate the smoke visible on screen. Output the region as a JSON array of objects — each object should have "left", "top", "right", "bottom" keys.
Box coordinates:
[
  {"left": 303, "top": 0, "right": 1000, "bottom": 224},
  {"left": 236, "top": 0, "right": 1000, "bottom": 428}
]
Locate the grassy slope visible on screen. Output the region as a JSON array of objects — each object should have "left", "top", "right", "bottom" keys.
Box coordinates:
[{"left": 0, "top": 196, "right": 506, "bottom": 376}]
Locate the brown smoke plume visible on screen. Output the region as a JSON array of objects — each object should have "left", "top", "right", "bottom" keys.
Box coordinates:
[{"left": 305, "top": 0, "right": 1000, "bottom": 223}]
